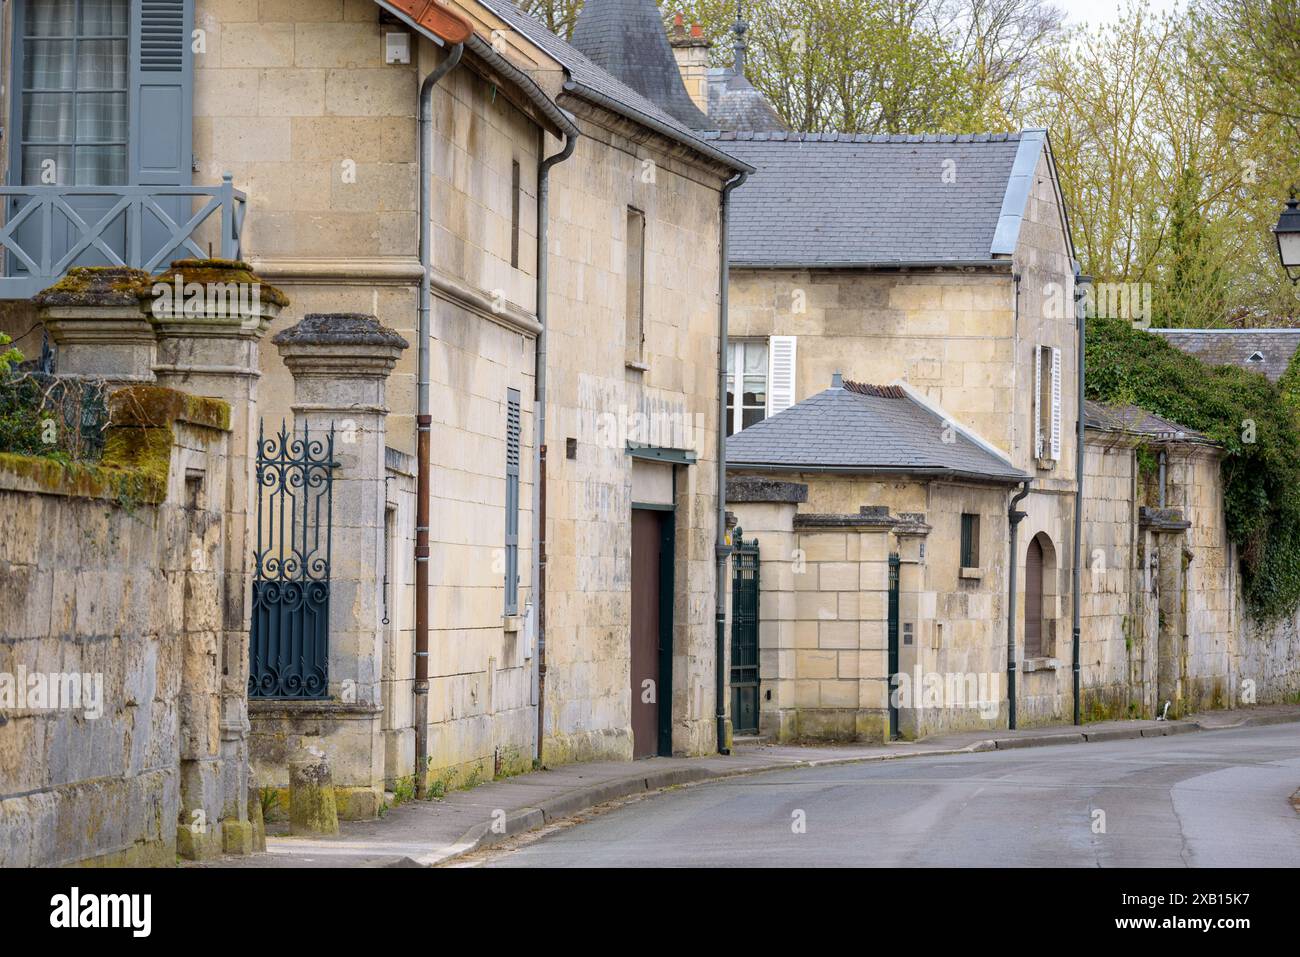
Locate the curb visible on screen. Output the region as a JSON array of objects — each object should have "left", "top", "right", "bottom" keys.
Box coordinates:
[{"left": 395, "top": 709, "right": 1300, "bottom": 867}]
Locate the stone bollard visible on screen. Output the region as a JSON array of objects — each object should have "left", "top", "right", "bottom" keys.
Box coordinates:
[
  {"left": 33, "top": 266, "right": 156, "bottom": 384},
  {"left": 289, "top": 747, "right": 340, "bottom": 836},
  {"left": 247, "top": 780, "right": 268, "bottom": 852}
]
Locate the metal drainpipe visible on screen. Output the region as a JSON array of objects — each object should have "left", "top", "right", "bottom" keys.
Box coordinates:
[
  {"left": 533, "top": 126, "right": 578, "bottom": 765},
  {"left": 414, "top": 42, "right": 463, "bottom": 799},
  {"left": 715, "top": 170, "right": 748, "bottom": 754},
  {"left": 1007, "top": 480, "right": 1032, "bottom": 730},
  {"left": 1072, "top": 272, "right": 1091, "bottom": 725}
]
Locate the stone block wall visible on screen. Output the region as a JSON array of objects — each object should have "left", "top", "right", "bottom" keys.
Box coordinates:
[
  {"left": 0, "top": 387, "right": 238, "bottom": 866},
  {"left": 539, "top": 99, "right": 730, "bottom": 762}
]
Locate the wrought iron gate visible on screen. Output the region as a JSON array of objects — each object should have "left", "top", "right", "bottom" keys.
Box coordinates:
[
  {"left": 730, "top": 528, "right": 760, "bottom": 736},
  {"left": 249, "top": 420, "right": 337, "bottom": 699},
  {"left": 887, "top": 553, "right": 901, "bottom": 739}
]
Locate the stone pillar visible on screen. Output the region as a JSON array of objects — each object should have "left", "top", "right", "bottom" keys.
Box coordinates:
[
  {"left": 33, "top": 266, "right": 155, "bottom": 384},
  {"left": 272, "top": 313, "right": 408, "bottom": 818},
  {"left": 726, "top": 477, "right": 807, "bottom": 741},
  {"left": 1142, "top": 506, "right": 1190, "bottom": 716},
  {"left": 146, "top": 258, "right": 285, "bottom": 849},
  {"left": 892, "top": 514, "right": 933, "bottom": 739}
]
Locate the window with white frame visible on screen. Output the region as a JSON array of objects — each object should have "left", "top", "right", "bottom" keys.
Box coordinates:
[
  {"left": 1034, "top": 344, "right": 1062, "bottom": 462},
  {"left": 726, "top": 335, "right": 797, "bottom": 436}
]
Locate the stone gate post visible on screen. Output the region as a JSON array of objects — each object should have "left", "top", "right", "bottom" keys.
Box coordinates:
[
  {"left": 270, "top": 313, "right": 408, "bottom": 819},
  {"left": 146, "top": 258, "right": 284, "bottom": 853}
]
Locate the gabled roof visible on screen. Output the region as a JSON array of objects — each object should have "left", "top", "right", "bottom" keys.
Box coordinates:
[
  {"left": 570, "top": 0, "right": 712, "bottom": 129},
  {"left": 478, "top": 0, "right": 750, "bottom": 173},
  {"left": 1148, "top": 328, "right": 1300, "bottom": 384},
  {"left": 700, "top": 131, "right": 1041, "bottom": 267},
  {"left": 1083, "top": 400, "right": 1210, "bottom": 443},
  {"left": 726, "top": 377, "right": 1027, "bottom": 482}
]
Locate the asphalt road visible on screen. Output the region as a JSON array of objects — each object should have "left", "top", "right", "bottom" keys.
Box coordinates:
[{"left": 479, "top": 723, "right": 1300, "bottom": 867}]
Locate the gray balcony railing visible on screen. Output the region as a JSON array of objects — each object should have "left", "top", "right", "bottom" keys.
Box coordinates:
[{"left": 0, "top": 173, "right": 246, "bottom": 299}]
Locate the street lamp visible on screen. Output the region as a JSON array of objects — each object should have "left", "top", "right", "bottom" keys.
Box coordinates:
[{"left": 1275, "top": 188, "right": 1300, "bottom": 283}]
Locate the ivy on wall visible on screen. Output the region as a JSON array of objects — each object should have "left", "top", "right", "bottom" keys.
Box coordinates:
[{"left": 1086, "top": 315, "right": 1300, "bottom": 620}]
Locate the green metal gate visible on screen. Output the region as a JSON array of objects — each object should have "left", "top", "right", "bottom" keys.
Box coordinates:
[
  {"left": 887, "top": 553, "right": 901, "bottom": 739},
  {"left": 730, "top": 528, "right": 760, "bottom": 736},
  {"left": 249, "top": 420, "right": 337, "bottom": 699}
]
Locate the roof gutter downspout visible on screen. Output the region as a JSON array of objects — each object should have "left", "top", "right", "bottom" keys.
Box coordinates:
[
  {"left": 533, "top": 125, "right": 578, "bottom": 766},
  {"left": 414, "top": 41, "right": 463, "bottom": 799},
  {"left": 1072, "top": 271, "right": 1092, "bottom": 726},
  {"left": 1007, "top": 480, "right": 1032, "bottom": 730},
  {"left": 716, "top": 169, "right": 748, "bottom": 754}
]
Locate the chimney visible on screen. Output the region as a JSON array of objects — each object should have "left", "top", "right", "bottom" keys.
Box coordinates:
[{"left": 669, "top": 13, "right": 711, "bottom": 114}]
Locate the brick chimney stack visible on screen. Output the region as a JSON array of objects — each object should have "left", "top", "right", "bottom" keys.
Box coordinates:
[{"left": 669, "top": 12, "right": 711, "bottom": 114}]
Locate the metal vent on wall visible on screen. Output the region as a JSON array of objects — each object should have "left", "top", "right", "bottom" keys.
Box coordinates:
[
  {"left": 1248, "top": 351, "right": 1265, "bottom": 363},
  {"left": 141, "top": 0, "right": 185, "bottom": 72}
]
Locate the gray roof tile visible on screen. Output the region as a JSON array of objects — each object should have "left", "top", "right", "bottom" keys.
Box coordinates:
[
  {"left": 1149, "top": 328, "right": 1300, "bottom": 384},
  {"left": 570, "top": 0, "right": 711, "bottom": 129},
  {"left": 700, "top": 131, "right": 1025, "bottom": 266},
  {"left": 479, "top": 1, "right": 748, "bottom": 171},
  {"left": 1083, "top": 400, "right": 1210, "bottom": 443},
  {"left": 726, "top": 379, "right": 1027, "bottom": 481}
]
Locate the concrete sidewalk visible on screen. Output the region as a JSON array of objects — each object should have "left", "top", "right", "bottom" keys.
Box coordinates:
[{"left": 202, "top": 703, "right": 1300, "bottom": 868}]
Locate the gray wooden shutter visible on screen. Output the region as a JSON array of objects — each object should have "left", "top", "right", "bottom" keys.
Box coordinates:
[
  {"left": 505, "top": 389, "right": 521, "bottom": 615},
  {"left": 132, "top": 0, "right": 193, "bottom": 264}
]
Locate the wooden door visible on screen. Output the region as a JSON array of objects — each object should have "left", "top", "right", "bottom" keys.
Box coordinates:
[
  {"left": 630, "top": 509, "right": 665, "bottom": 758},
  {"left": 1025, "top": 536, "right": 1043, "bottom": 658}
]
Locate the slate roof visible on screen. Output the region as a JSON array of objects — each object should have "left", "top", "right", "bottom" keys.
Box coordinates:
[
  {"left": 480, "top": 0, "right": 748, "bottom": 172},
  {"left": 699, "top": 131, "right": 1027, "bottom": 267},
  {"left": 707, "top": 67, "right": 787, "bottom": 133},
  {"left": 1148, "top": 328, "right": 1300, "bottom": 384},
  {"left": 569, "top": 0, "right": 712, "bottom": 129},
  {"left": 726, "top": 378, "right": 1027, "bottom": 481},
  {"left": 1083, "top": 400, "right": 1210, "bottom": 443}
]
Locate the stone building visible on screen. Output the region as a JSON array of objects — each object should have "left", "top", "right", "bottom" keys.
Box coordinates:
[{"left": 0, "top": 0, "right": 749, "bottom": 837}]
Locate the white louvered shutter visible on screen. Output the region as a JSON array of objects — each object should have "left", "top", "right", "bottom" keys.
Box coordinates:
[
  {"left": 1033, "top": 346, "right": 1043, "bottom": 459},
  {"left": 767, "top": 336, "right": 797, "bottom": 417},
  {"left": 1050, "top": 346, "right": 1062, "bottom": 461}
]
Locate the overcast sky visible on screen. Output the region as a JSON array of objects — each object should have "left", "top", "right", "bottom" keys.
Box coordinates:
[{"left": 1056, "top": 0, "right": 1186, "bottom": 25}]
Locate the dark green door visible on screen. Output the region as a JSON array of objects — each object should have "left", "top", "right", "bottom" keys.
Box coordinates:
[
  {"left": 730, "top": 530, "right": 760, "bottom": 736},
  {"left": 887, "top": 553, "right": 900, "bottom": 739}
]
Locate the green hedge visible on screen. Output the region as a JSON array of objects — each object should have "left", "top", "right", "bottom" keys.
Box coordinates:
[{"left": 1086, "top": 315, "right": 1300, "bottom": 619}]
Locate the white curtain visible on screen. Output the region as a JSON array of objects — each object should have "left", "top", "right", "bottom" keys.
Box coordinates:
[{"left": 21, "top": 0, "right": 128, "bottom": 185}]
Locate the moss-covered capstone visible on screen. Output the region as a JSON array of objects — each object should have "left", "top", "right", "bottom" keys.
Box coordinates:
[
  {"left": 151, "top": 258, "right": 289, "bottom": 308},
  {"left": 32, "top": 266, "right": 153, "bottom": 308}
]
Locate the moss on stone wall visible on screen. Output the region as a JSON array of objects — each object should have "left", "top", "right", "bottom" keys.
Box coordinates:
[{"left": 0, "top": 385, "right": 229, "bottom": 506}]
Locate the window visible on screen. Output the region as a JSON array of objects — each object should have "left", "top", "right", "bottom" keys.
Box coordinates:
[
  {"left": 19, "top": 0, "right": 130, "bottom": 185},
  {"left": 726, "top": 339, "right": 767, "bottom": 435},
  {"left": 1034, "top": 344, "right": 1061, "bottom": 461},
  {"left": 960, "top": 513, "right": 980, "bottom": 568},
  {"left": 725, "top": 335, "right": 797, "bottom": 436},
  {"left": 510, "top": 159, "right": 521, "bottom": 269},
  {"left": 504, "top": 388, "right": 521, "bottom": 615},
  {"left": 625, "top": 207, "right": 645, "bottom": 362}
]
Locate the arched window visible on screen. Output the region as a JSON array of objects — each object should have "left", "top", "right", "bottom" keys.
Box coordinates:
[{"left": 1025, "top": 532, "right": 1057, "bottom": 658}]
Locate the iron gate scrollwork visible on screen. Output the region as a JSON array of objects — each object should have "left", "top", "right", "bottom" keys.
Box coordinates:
[
  {"left": 730, "top": 528, "right": 760, "bottom": 736},
  {"left": 249, "top": 419, "right": 337, "bottom": 699}
]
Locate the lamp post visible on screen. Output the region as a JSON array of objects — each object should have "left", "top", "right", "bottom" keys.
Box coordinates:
[{"left": 1274, "top": 189, "right": 1300, "bottom": 283}]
